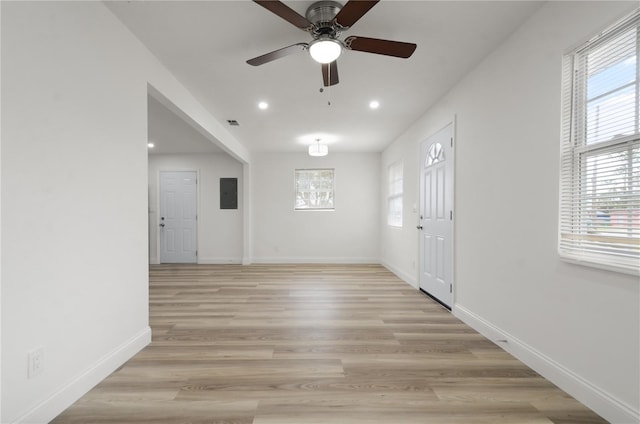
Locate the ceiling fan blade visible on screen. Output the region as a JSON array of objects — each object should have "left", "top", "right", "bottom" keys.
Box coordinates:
[
  {"left": 254, "top": 1, "right": 313, "bottom": 30},
  {"left": 321, "top": 61, "right": 339, "bottom": 87},
  {"left": 247, "top": 43, "right": 308, "bottom": 66},
  {"left": 333, "top": 0, "right": 379, "bottom": 28},
  {"left": 345, "top": 36, "right": 417, "bottom": 58}
]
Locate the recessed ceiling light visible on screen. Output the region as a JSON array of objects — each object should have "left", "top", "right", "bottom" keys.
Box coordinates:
[
  {"left": 147, "top": 142, "right": 155, "bottom": 148},
  {"left": 258, "top": 101, "right": 269, "bottom": 110},
  {"left": 369, "top": 100, "right": 380, "bottom": 109}
]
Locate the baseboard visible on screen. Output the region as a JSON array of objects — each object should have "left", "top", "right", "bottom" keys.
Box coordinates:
[
  {"left": 14, "top": 327, "right": 152, "bottom": 424},
  {"left": 453, "top": 305, "right": 639, "bottom": 424},
  {"left": 380, "top": 260, "right": 418, "bottom": 288},
  {"left": 198, "top": 257, "right": 243, "bottom": 264},
  {"left": 251, "top": 257, "right": 380, "bottom": 264}
]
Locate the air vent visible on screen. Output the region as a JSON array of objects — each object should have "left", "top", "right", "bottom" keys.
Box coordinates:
[{"left": 227, "top": 119, "right": 239, "bottom": 126}]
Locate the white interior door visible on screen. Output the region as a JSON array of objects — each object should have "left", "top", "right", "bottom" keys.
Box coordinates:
[
  {"left": 418, "top": 124, "right": 453, "bottom": 308},
  {"left": 160, "top": 171, "right": 197, "bottom": 263}
]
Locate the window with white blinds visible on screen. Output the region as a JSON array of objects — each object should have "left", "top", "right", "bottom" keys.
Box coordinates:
[
  {"left": 295, "top": 169, "right": 335, "bottom": 210},
  {"left": 388, "top": 161, "right": 403, "bottom": 227},
  {"left": 559, "top": 9, "right": 640, "bottom": 274}
]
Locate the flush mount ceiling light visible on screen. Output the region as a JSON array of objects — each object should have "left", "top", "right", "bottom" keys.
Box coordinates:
[
  {"left": 258, "top": 101, "right": 269, "bottom": 110},
  {"left": 147, "top": 142, "right": 155, "bottom": 148},
  {"left": 369, "top": 100, "right": 380, "bottom": 109},
  {"left": 309, "top": 37, "right": 342, "bottom": 64},
  {"left": 309, "top": 139, "right": 328, "bottom": 157}
]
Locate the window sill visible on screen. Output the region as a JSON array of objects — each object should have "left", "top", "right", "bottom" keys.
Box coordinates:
[{"left": 559, "top": 253, "right": 640, "bottom": 276}]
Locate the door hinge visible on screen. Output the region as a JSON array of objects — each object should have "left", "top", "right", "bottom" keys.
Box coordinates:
[
  {"left": 450, "top": 210, "right": 453, "bottom": 220},
  {"left": 451, "top": 137, "right": 453, "bottom": 147},
  {"left": 450, "top": 284, "right": 452, "bottom": 293}
]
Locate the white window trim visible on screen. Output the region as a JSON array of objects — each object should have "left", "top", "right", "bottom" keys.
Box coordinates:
[{"left": 558, "top": 9, "right": 640, "bottom": 275}]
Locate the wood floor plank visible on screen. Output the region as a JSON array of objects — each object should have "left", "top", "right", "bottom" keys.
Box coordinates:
[{"left": 52, "top": 264, "right": 607, "bottom": 423}]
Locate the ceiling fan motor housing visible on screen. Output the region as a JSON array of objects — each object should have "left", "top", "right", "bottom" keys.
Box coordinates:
[{"left": 306, "top": 1, "right": 343, "bottom": 35}]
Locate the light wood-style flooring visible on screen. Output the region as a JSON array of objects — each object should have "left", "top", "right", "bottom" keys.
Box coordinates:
[{"left": 53, "top": 264, "right": 607, "bottom": 423}]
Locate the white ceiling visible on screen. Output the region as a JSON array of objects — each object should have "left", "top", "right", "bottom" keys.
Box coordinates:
[
  {"left": 106, "top": 1, "right": 543, "bottom": 154},
  {"left": 148, "top": 95, "right": 223, "bottom": 154}
]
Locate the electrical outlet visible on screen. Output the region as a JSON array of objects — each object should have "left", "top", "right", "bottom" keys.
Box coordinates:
[{"left": 27, "top": 347, "right": 44, "bottom": 378}]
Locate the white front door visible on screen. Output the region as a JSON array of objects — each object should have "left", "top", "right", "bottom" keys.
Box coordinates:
[
  {"left": 159, "top": 171, "right": 197, "bottom": 263},
  {"left": 418, "top": 124, "right": 453, "bottom": 308}
]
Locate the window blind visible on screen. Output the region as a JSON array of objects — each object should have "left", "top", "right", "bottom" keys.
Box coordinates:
[
  {"left": 388, "top": 161, "right": 403, "bottom": 227},
  {"left": 559, "top": 9, "right": 640, "bottom": 274}
]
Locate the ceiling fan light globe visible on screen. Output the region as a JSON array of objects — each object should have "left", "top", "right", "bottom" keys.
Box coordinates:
[{"left": 309, "top": 39, "right": 342, "bottom": 64}]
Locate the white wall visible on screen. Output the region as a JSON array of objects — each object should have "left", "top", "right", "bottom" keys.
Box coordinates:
[
  {"left": 1, "top": 2, "right": 247, "bottom": 422},
  {"left": 1, "top": 2, "right": 150, "bottom": 422},
  {"left": 148, "top": 154, "right": 243, "bottom": 264},
  {"left": 380, "top": 140, "right": 421, "bottom": 286},
  {"left": 252, "top": 152, "right": 380, "bottom": 263},
  {"left": 380, "top": 2, "right": 640, "bottom": 423},
  {"left": 0, "top": 3, "right": 3, "bottom": 419}
]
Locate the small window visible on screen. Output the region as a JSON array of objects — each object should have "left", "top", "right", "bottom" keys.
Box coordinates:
[
  {"left": 426, "top": 142, "right": 445, "bottom": 166},
  {"left": 388, "top": 161, "right": 403, "bottom": 227},
  {"left": 295, "top": 169, "right": 335, "bottom": 210},
  {"left": 559, "top": 9, "right": 639, "bottom": 274}
]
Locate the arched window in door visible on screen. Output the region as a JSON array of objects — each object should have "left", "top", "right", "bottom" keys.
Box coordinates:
[{"left": 426, "top": 142, "right": 445, "bottom": 166}]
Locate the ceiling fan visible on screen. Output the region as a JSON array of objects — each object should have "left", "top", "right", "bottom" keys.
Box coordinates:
[{"left": 247, "top": 0, "right": 417, "bottom": 87}]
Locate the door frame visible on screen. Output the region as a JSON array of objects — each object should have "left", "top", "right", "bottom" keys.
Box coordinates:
[
  {"left": 418, "top": 119, "right": 456, "bottom": 310},
  {"left": 153, "top": 169, "right": 201, "bottom": 264}
]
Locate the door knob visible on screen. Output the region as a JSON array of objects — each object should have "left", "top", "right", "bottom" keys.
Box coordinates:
[
  {"left": 416, "top": 225, "right": 423, "bottom": 230},
  {"left": 159, "top": 223, "right": 165, "bottom": 227}
]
